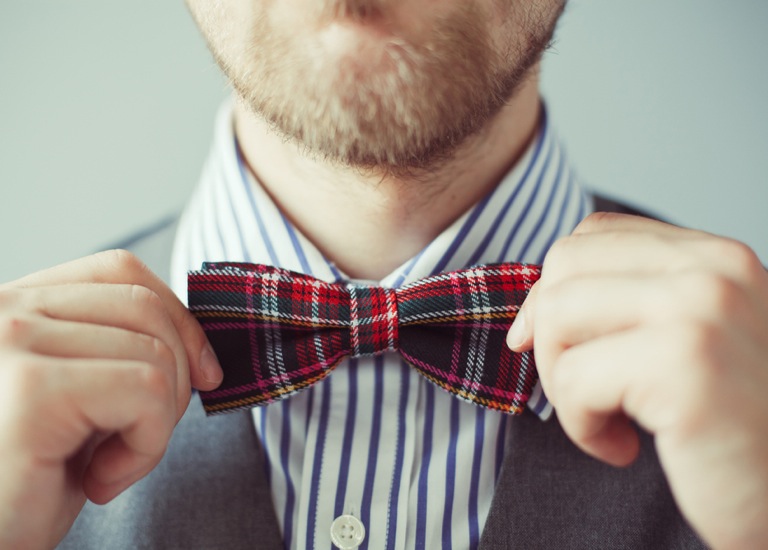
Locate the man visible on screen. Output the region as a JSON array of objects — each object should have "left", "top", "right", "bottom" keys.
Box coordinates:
[{"left": 0, "top": 0, "right": 766, "bottom": 548}]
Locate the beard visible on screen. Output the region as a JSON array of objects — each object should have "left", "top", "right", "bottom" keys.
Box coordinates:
[{"left": 192, "top": 0, "right": 564, "bottom": 172}]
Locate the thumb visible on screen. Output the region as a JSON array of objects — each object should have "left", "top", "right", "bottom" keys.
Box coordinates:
[{"left": 506, "top": 282, "right": 539, "bottom": 352}]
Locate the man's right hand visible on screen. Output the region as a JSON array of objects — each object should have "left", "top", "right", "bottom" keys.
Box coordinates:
[{"left": 0, "top": 250, "right": 223, "bottom": 550}]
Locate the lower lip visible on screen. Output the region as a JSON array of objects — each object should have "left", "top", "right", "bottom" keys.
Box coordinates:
[{"left": 318, "top": 18, "right": 399, "bottom": 49}]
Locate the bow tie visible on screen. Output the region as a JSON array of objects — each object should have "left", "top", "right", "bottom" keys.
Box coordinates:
[{"left": 188, "top": 262, "right": 541, "bottom": 416}]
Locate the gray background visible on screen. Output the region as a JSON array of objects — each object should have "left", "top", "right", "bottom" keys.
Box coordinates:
[{"left": 1, "top": 1, "right": 766, "bottom": 283}]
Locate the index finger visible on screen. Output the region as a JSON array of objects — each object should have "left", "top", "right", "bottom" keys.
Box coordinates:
[
  {"left": 573, "top": 211, "right": 693, "bottom": 237},
  {"left": 11, "top": 249, "right": 223, "bottom": 392}
]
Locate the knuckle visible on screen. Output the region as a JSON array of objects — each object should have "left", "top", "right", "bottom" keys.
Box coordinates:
[
  {"left": 127, "top": 284, "right": 162, "bottom": 310},
  {"left": 714, "top": 239, "right": 763, "bottom": 280},
  {"left": 660, "top": 322, "right": 724, "bottom": 429},
  {"left": 679, "top": 317, "right": 714, "bottom": 350},
  {"left": 0, "top": 287, "right": 19, "bottom": 309},
  {"left": 681, "top": 271, "right": 743, "bottom": 317},
  {"left": 99, "top": 249, "right": 149, "bottom": 278},
  {"left": 574, "top": 211, "right": 619, "bottom": 233},
  {"left": 147, "top": 335, "right": 177, "bottom": 370},
  {"left": 137, "top": 363, "right": 175, "bottom": 408},
  {"left": 673, "top": 320, "right": 727, "bottom": 380},
  {"left": 542, "top": 236, "right": 575, "bottom": 273},
  {"left": 535, "top": 283, "right": 562, "bottom": 325},
  {"left": 178, "top": 309, "right": 205, "bottom": 347},
  {"left": 548, "top": 357, "right": 574, "bottom": 409},
  {"left": 0, "top": 315, "right": 32, "bottom": 347},
  {"left": 134, "top": 363, "right": 176, "bottom": 426},
  {"left": 0, "top": 355, "right": 45, "bottom": 400},
  {"left": 129, "top": 363, "right": 178, "bottom": 439}
]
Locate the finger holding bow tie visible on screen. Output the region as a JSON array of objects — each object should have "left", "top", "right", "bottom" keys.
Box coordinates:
[{"left": 506, "top": 212, "right": 768, "bottom": 549}]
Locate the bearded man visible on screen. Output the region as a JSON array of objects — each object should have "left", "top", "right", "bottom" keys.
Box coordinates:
[{"left": 1, "top": 1, "right": 767, "bottom": 549}]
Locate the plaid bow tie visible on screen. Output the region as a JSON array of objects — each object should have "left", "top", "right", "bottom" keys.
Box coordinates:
[{"left": 188, "top": 262, "right": 541, "bottom": 416}]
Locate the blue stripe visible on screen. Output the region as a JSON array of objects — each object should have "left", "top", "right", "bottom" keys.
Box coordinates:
[
  {"left": 442, "top": 398, "right": 460, "bottom": 549},
  {"left": 385, "top": 362, "right": 411, "bottom": 550},
  {"left": 306, "top": 377, "right": 333, "bottom": 550},
  {"left": 533, "top": 388, "right": 550, "bottom": 417},
  {"left": 551, "top": 170, "right": 575, "bottom": 241},
  {"left": 496, "top": 137, "right": 554, "bottom": 262},
  {"left": 281, "top": 207, "right": 321, "bottom": 526},
  {"left": 194, "top": 211, "right": 213, "bottom": 264},
  {"left": 232, "top": 141, "right": 284, "bottom": 516},
  {"left": 209, "top": 182, "right": 230, "bottom": 258},
  {"left": 578, "top": 188, "right": 590, "bottom": 222},
  {"left": 466, "top": 122, "right": 549, "bottom": 267},
  {"left": 305, "top": 389, "right": 315, "bottom": 437},
  {"left": 468, "top": 407, "right": 485, "bottom": 549},
  {"left": 526, "top": 177, "right": 586, "bottom": 420},
  {"left": 260, "top": 409, "right": 272, "bottom": 487},
  {"left": 415, "top": 383, "right": 435, "bottom": 550},
  {"left": 431, "top": 193, "right": 492, "bottom": 275},
  {"left": 529, "top": 178, "right": 586, "bottom": 419},
  {"left": 537, "top": 172, "right": 583, "bottom": 264},
  {"left": 435, "top": 110, "right": 552, "bottom": 273},
  {"left": 282, "top": 213, "right": 312, "bottom": 274},
  {"left": 235, "top": 145, "right": 280, "bottom": 265},
  {"left": 494, "top": 416, "right": 508, "bottom": 483},
  {"left": 328, "top": 261, "right": 344, "bottom": 282},
  {"left": 391, "top": 248, "right": 426, "bottom": 288},
  {"left": 333, "top": 360, "right": 359, "bottom": 518},
  {"left": 220, "top": 161, "right": 253, "bottom": 262},
  {"left": 359, "top": 356, "right": 385, "bottom": 550},
  {"left": 280, "top": 399, "right": 296, "bottom": 550},
  {"left": 516, "top": 150, "right": 565, "bottom": 261},
  {"left": 535, "top": 171, "right": 574, "bottom": 261}
]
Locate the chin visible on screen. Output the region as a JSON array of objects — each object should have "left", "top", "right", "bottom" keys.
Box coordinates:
[{"left": 194, "top": 0, "right": 562, "bottom": 170}]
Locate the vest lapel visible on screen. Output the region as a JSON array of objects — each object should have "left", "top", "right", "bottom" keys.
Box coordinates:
[{"left": 478, "top": 407, "right": 705, "bottom": 548}]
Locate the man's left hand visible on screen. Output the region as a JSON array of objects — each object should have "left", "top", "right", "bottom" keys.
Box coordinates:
[{"left": 507, "top": 212, "right": 768, "bottom": 549}]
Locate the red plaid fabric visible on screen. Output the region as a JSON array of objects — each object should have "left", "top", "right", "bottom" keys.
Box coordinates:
[{"left": 188, "top": 262, "right": 541, "bottom": 415}]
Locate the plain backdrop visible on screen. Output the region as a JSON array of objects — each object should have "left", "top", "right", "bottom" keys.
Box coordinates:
[{"left": 1, "top": 1, "right": 767, "bottom": 283}]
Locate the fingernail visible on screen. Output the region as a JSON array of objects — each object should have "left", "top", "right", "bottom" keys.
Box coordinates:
[
  {"left": 200, "top": 343, "right": 223, "bottom": 384},
  {"left": 506, "top": 308, "right": 527, "bottom": 350}
]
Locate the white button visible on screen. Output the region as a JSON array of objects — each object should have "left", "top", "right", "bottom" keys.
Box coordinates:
[{"left": 330, "top": 514, "right": 366, "bottom": 549}]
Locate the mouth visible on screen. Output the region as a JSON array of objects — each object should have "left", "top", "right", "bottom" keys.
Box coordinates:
[
  {"left": 308, "top": 0, "right": 402, "bottom": 36},
  {"left": 317, "top": 0, "right": 388, "bottom": 24},
  {"left": 282, "top": 0, "right": 413, "bottom": 55},
  {"left": 313, "top": 4, "right": 403, "bottom": 48},
  {"left": 330, "top": 3, "right": 385, "bottom": 22}
]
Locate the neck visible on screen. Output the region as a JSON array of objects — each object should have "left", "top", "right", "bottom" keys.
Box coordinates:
[{"left": 234, "top": 74, "right": 541, "bottom": 280}]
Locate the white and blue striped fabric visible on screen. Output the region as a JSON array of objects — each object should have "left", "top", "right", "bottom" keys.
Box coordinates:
[{"left": 171, "top": 101, "right": 592, "bottom": 550}]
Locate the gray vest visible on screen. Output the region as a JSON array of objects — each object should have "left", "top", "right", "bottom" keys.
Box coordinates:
[{"left": 58, "top": 197, "right": 708, "bottom": 549}]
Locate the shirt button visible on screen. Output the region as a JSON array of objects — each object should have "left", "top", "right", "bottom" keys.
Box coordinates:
[{"left": 330, "top": 514, "right": 366, "bottom": 549}]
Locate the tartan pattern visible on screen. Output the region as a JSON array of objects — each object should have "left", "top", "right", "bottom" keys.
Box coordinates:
[
  {"left": 188, "top": 262, "right": 541, "bottom": 415},
  {"left": 347, "top": 285, "right": 399, "bottom": 356}
]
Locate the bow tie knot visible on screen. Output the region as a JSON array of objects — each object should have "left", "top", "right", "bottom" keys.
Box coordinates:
[{"left": 347, "top": 285, "right": 399, "bottom": 357}]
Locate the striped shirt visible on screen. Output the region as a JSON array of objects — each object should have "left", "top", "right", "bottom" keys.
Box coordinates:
[{"left": 170, "top": 101, "right": 592, "bottom": 550}]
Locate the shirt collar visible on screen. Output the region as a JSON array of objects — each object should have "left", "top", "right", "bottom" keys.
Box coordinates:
[{"left": 172, "top": 100, "right": 592, "bottom": 420}]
